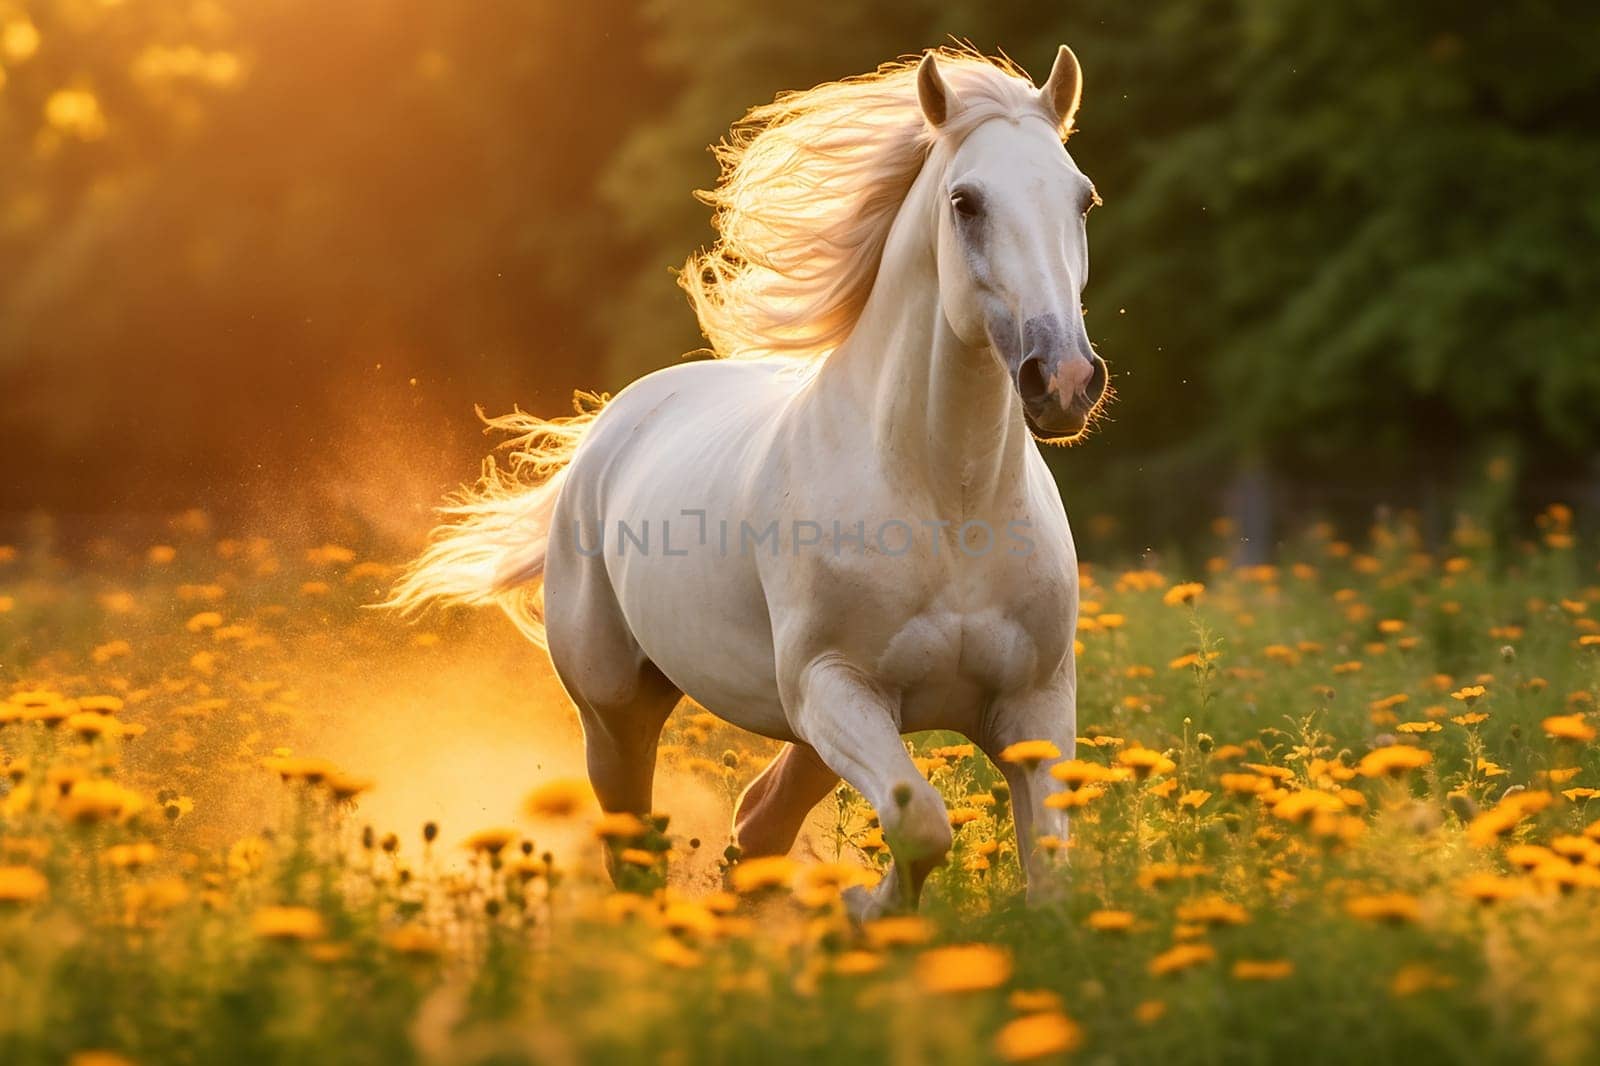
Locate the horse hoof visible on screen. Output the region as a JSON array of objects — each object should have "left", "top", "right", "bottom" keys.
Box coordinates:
[{"left": 841, "top": 884, "right": 890, "bottom": 923}]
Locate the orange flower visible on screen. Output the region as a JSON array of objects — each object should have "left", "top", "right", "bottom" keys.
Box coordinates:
[
  {"left": 862, "top": 915, "right": 932, "bottom": 949},
  {"left": 1117, "top": 746, "right": 1176, "bottom": 779},
  {"left": 252, "top": 906, "right": 327, "bottom": 941},
  {"left": 1085, "top": 909, "right": 1136, "bottom": 933},
  {"left": 1162, "top": 582, "right": 1205, "bottom": 606},
  {"left": 1231, "top": 958, "right": 1294, "bottom": 981},
  {"left": 523, "top": 779, "right": 593, "bottom": 819},
  {"left": 998, "top": 740, "right": 1061, "bottom": 767},
  {"left": 729, "top": 856, "right": 795, "bottom": 894},
  {"left": 1148, "top": 942, "right": 1216, "bottom": 977},
  {"left": 994, "top": 1011, "right": 1083, "bottom": 1061},
  {"left": 1344, "top": 892, "right": 1421, "bottom": 924},
  {"left": 1356, "top": 746, "right": 1432, "bottom": 778},
  {"left": 1175, "top": 896, "right": 1248, "bottom": 927},
  {"left": 1543, "top": 714, "right": 1596, "bottom": 742},
  {"left": 915, "top": 943, "right": 1012, "bottom": 993}
]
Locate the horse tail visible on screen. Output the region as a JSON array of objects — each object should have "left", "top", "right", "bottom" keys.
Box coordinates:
[{"left": 384, "top": 392, "right": 605, "bottom": 647}]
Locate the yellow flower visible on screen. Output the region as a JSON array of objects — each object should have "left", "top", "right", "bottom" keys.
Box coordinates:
[
  {"left": 592, "top": 812, "right": 648, "bottom": 840},
  {"left": 915, "top": 943, "right": 1013, "bottom": 993},
  {"left": 994, "top": 1011, "right": 1083, "bottom": 1061},
  {"left": 658, "top": 900, "right": 719, "bottom": 938},
  {"left": 998, "top": 740, "right": 1061, "bottom": 767},
  {"left": 729, "top": 855, "right": 795, "bottom": 894},
  {"left": 1085, "top": 909, "right": 1136, "bottom": 933},
  {"left": 1344, "top": 892, "right": 1421, "bottom": 924},
  {"left": 185, "top": 610, "right": 223, "bottom": 633},
  {"left": 862, "top": 915, "right": 933, "bottom": 949},
  {"left": 1532, "top": 860, "right": 1600, "bottom": 892},
  {"left": 1148, "top": 942, "right": 1215, "bottom": 977},
  {"left": 1543, "top": 714, "right": 1596, "bottom": 742},
  {"left": 1137, "top": 862, "right": 1211, "bottom": 890},
  {"left": 1506, "top": 844, "right": 1556, "bottom": 871},
  {"left": 0, "top": 865, "right": 48, "bottom": 905},
  {"left": 1231, "top": 959, "right": 1294, "bottom": 981},
  {"left": 1272, "top": 790, "right": 1346, "bottom": 824},
  {"left": 1175, "top": 896, "right": 1248, "bottom": 927},
  {"left": 1163, "top": 582, "right": 1205, "bottom": 606},
  {"left": 1457, "top": 873, "right": 1525, "bottom": 905},
  {"left": 1220, "top": 773, "right": 1274, "bottom": 795},
  {"left": 1396, "top": 721, "right": 1442, "bottom": 734},
  {"left": 65, "top": 712, "right": 118, "bottom": 740},
  {"left": 523, "top": 778, "right": 593, "bottom": 818},
  {"left": 1356, "top": 745, "right": 1432, "bottom": 778},
  {"left": 1391, "top": 963, "right": 1456, "bottom": 997},
  {"left": 650, "top": 936, "right": 703, "bottom": 969},
  {"left": 462, "top": 828, "right": 519, "bottom": 855},
  {"left": 325, "top": 773, "right": 375, "bottom": 802},
  {"left": 386, "top": 924, "right": 444, "bottom": 956},
  {"left": 1134, "top": 999, "right": 1167, "bottom": 1024},
  {"left": 57, "top": 780, "right": 145, "bottom": 824},
  {"left": 828, "top": 950, "right": 884, "bottom": 976},
  {"left": 1008, "top": 988, "right": 1065, "bottom": 1014},
  {"left": 1045, "top": 785, "right": 1106, "bottom": 809},
  {"left": 105, "top": 843, "right": 158, "bottom": 869},
  {"left": 260, "top": 756, "right": 339, "bottom": 785},
  {"left": 305, "top": 543, "right": 356, "bottom": 566},
  {"left": 1050, "top": 758, "right": 1121, "bottom": 790},
  {"left": 252, "top": 906, "right": 327, "bottom": 941},
  {"left": 1116, "top": 746, "right": 1176, "bottom": 779},
  {"left": 69, "top": 1054, "right": 138, "bottom": 1066}
]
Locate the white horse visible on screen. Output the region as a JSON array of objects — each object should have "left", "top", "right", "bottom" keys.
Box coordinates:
[{"left": 390, "top": 46, "right": 1107, "bottom": 916}]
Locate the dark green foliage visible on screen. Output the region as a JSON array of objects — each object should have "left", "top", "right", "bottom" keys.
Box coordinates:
[{"left": 602, "top": 1, "right": 1600, "bottom": 535}]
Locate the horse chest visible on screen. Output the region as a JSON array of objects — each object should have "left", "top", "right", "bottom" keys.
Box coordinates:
[
  {"left": 785, "top": 521, "right": 1076, "bottom": 698},
  {"left": 875, "top": 607, "right": 1042, "bottom": 694}
]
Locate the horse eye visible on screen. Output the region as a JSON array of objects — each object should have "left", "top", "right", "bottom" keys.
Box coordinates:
[{"left": 950, "top": 189, "right": 981, "bottom": 218}]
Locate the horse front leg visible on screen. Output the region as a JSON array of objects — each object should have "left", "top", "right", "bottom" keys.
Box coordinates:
[
  {"left": 787, "top": 657, "right": 952, "bottom": 920},
  {"left": 979, "top": 680, "right": 1076, "bottom": 904}
]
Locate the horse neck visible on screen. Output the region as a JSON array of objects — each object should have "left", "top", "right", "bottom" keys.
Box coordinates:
[{"left": 812, "top": 163, "right": 1033, "bottom": 519}]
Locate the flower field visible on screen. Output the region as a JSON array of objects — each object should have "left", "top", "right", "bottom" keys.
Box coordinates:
[{"left": 4, "top": 506, "right": 1600, "bottom": 1065}]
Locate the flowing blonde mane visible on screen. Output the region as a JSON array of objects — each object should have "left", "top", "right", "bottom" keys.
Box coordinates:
[{"left": 683, "top": 46, "right": 1064, "bottom": 361}]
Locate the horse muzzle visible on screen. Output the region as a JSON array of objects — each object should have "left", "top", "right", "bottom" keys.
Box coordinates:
[{"left": 1017, "top": 351, "right": 1107, "bottom": 441}]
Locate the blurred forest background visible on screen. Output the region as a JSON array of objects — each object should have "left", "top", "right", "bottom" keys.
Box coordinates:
[{"left": 2, "top": 0, "right": 1598, "bottom": 548}]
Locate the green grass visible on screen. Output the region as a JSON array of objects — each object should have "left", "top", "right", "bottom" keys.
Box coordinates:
[{"left": 2, "top": 508, "right": 1600, "bottom": 1066}]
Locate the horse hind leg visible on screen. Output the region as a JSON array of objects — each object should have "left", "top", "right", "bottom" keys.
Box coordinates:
[
  {"left": 732, "top": 742, "right": 839, "bottom": 858},
  {"left": 546, "top": 583, "right": 681, "bottom": 882},
  {"left": 571, "top": 662, "right": 680, "bottom": 820}
]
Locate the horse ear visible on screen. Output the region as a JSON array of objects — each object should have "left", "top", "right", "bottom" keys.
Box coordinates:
[
  {"left": 917, "top": 52, "right": 956, "bottom": 128},
  {"left": 1040, "top": 45, "right": 1083, "bottom": 130}
]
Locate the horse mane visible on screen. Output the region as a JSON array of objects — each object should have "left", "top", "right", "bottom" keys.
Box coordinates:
[{"left": 683, "top": 45, "right": 1064, "bottom": 362}]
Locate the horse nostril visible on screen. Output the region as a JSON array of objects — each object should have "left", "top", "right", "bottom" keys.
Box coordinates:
[
  {"left": 1086, "top": 355, "right": 1107, "bottom": 402},
  {"left": 1017, "top": 356, "right": 1051, "bottom": 407}
]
